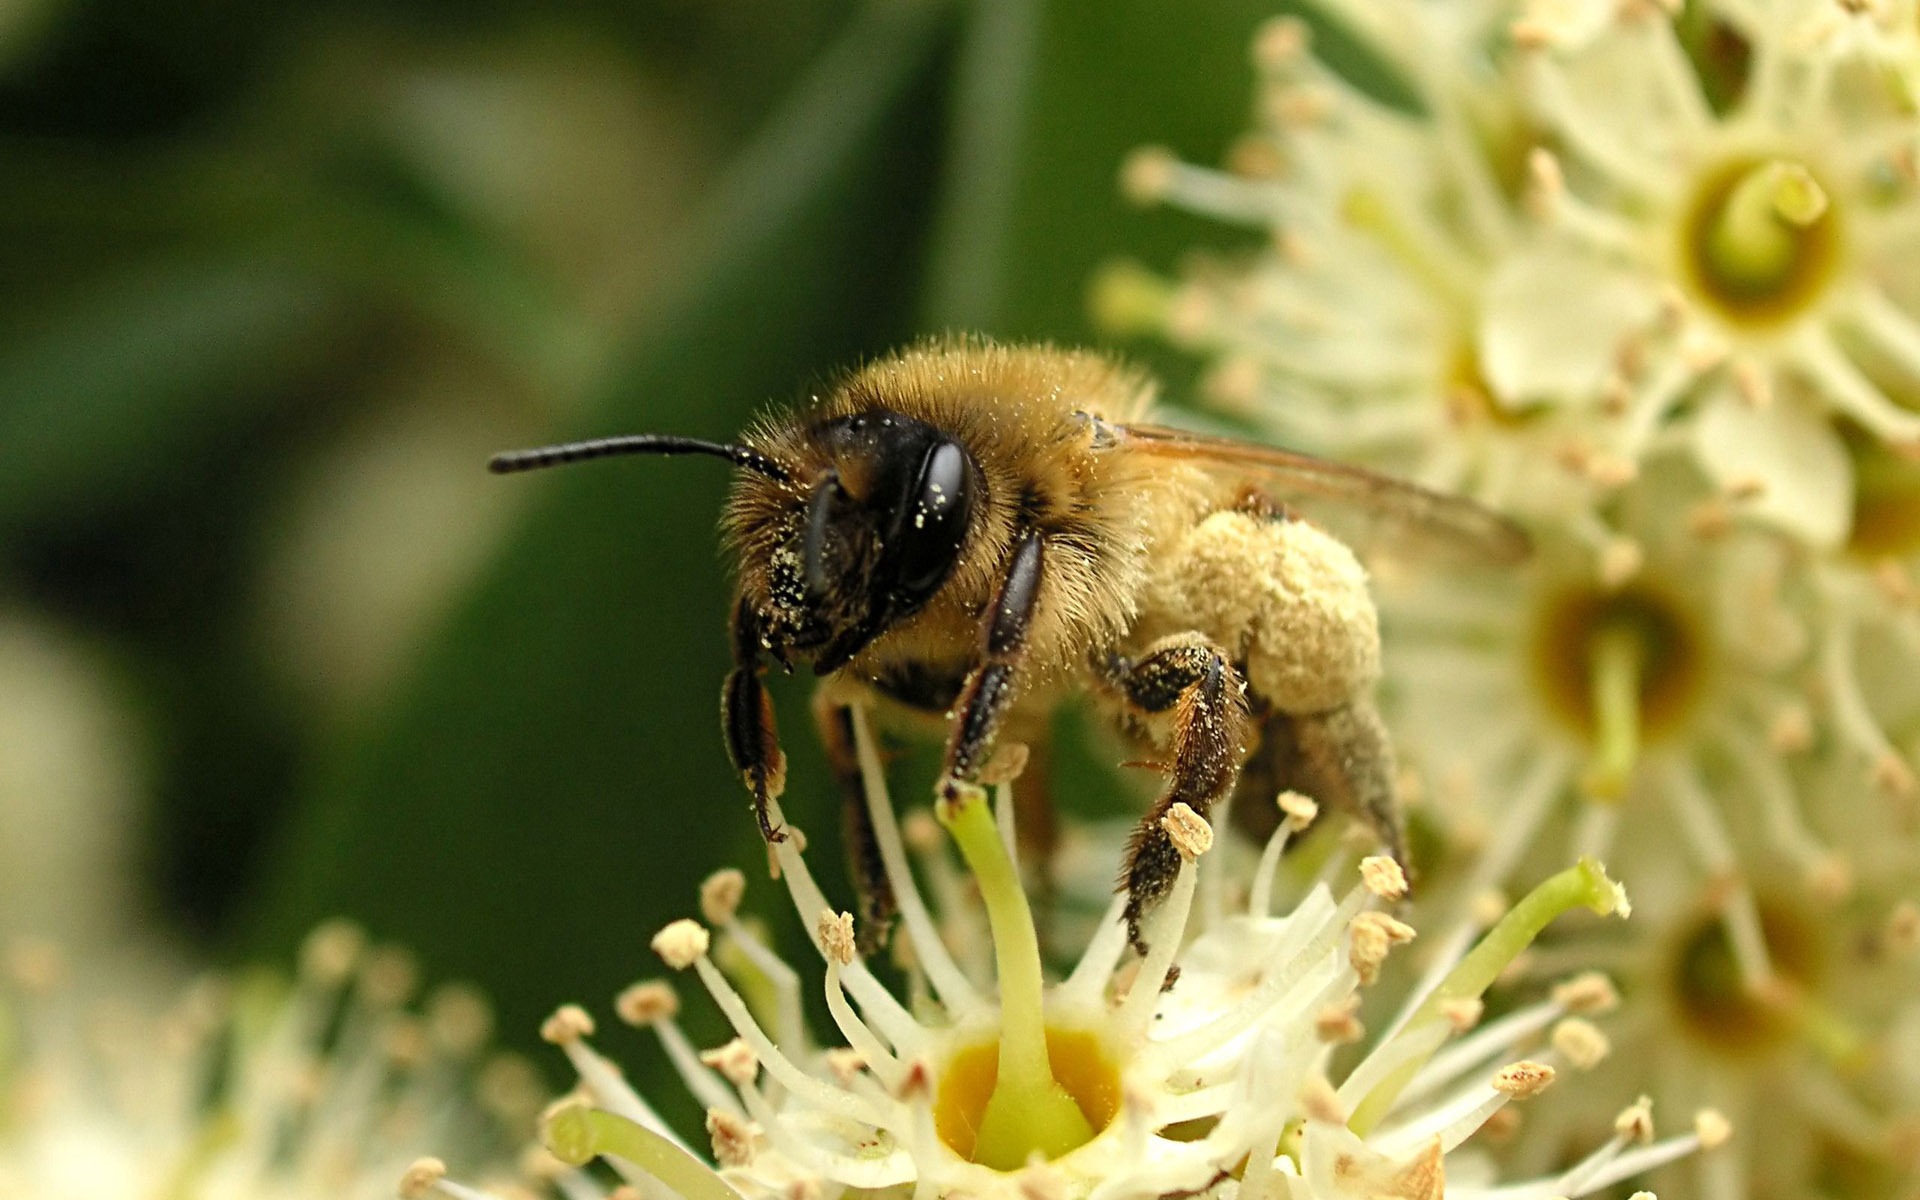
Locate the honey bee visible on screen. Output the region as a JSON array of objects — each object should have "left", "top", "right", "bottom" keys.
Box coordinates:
[{"left": 491, "top": 341, "right": 1527, "bottom": 951}]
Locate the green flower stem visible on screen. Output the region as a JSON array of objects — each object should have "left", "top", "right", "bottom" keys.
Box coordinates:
[
  {"left": 939, "top": 783, "right": 1094, "bottom": 1167},
  {"left": 1706, "top": 159, "right": 1828, "bottom": 292},
  {"left": 1348, "top": 858, "right": 1627, "bottom": 1136},
  {"left": 1583, "top": 620, "right": 1644, "bottom": 801},
  {"left": 1776, "top": 984, "right": 1868, "bottom": 1071},
  {"left": 543, "top": 1104, "right": 746, "bottom": 1200}
]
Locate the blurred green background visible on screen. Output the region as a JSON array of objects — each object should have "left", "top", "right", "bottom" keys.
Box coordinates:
[{"left": 0, "top": 0, "right": 1307, "bottom": 1128}]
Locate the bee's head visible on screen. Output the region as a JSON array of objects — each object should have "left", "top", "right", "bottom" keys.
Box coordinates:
[
  {"left": 733, "top": 410, "right": 978, "bottom": 674},
  {"left": 486, "top": 412, "right": 979, "bottom": 675}
]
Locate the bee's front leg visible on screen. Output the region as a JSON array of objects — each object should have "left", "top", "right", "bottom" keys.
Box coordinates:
[
  {"left": 1104, "top": 632, "right": 1251, "bottom": 955},
  {"left": 722, "top": 595, "right": 788, "bottom": 843},
  {"left": 938, "top": 531, "right": 1046, "bottom": 798}
]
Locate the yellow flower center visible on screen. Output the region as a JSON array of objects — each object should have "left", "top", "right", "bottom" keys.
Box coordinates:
[
  {"left": 932, "top": 785, "right": 1105, "bottom": 1168},
  {"left": 1846, "top": 421, "right": 1920, "bottom": 557},
  {"left": 1679, "top": 156, "right": 1842, "bottom": 329},
  {"left": 1444, "top": 340, "right": 1533, "bottom": 428},
  {"left": 934, "top": 1026, "right": 1123, "bottom": 1167},
  {"left": 1530, "top": 583, "right": 1708, "bottom": 798},
  {"left": 1668, "top": 899, "right": 1822, "bottom": 1058}
]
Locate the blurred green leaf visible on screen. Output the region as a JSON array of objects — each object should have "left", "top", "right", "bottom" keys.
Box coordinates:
[
  {"left": 251, "top": 0, "right": 957, "bottom": 1129},
  {"left": 0, "top": 258, "right": 340, "bottom": 531}
]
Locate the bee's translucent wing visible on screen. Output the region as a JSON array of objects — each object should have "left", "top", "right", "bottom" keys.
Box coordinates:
[{"left": 1117, "top": 422, "right": 1532, "bottom": 566}]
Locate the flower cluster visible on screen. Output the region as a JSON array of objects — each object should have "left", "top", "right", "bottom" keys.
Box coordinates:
[
  {"left": 410, "top": 708, "right": 1725, "bottom": 1200},
  {"left": 0, "top": 923, "right": 541, "bottom": 1199},
  {"left": 1104, "top": 0, "right": 1920, "bottom": 1194}
]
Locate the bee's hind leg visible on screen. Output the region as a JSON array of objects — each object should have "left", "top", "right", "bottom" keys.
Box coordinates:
[
  {"left": 812, "top": 691, "right": 897, "bottom": 956},
  {"left": 1285, "top": 699, "right": 1408, "bottom": 874},
  {"left": 1104, "top": 632, "right": 1252, "bottom": 955}
]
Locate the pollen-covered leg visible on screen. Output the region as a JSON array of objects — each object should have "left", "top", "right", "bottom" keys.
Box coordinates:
[
  {"left": 813, "top": 691, "right": 897, "bottom": 954},
  {"left": 1286, "top": 699, "right": 1408, "bottom": 873},
  {"left": 1107, "top": 632, "right": 1251, "bottom": 954},
  {"left": 722, "top": 596, "right": 788, "bottom": 843}
]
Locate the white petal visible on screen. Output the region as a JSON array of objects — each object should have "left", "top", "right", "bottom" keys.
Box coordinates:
[
  {"left": 1692, "top": 385, "right": 1854, "bottom": 548},
  {"left": 1479, "top": 247, "right": 1658, "bottom": 409}
]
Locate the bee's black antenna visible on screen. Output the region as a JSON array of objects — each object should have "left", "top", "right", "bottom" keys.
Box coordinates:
[{"left": 488, "top": 436, "right": 791, "bottom": 482}]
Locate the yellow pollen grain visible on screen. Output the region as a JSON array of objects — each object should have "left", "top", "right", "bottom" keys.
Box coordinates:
[
  {"left": 398, "top": 1157, "right": 447, "bottom": 1199},
  {"left": 615, "top": 980, "right": 679, "bottom": 1026},
  {"left": 427, "top": 985, "right": 493, "bottom": 1055},
  {"left": 1527, "top": 147, "right": 1566, "bottom": 215},
  {"left": 1598, "top": 537, "right": 1645, "bottom": 588},
  {"left": 1253, "top": 15, "right": 1310, "bottom": 69},
  {"left": 1617, "top": 1096, "right": 1656, "bottom": 1143},
  {"left": 707, "top": 1108, "right": 761, "bottom": 1168},
  {"left": 981, "top": 741, "right": 1031, "bottom": 785},
  {"left": 1121, "top": 146, "right": 1177, "bottom": 206},
  {"left": 1471, "top": 889, "right": 1512, "bottom": 928},
  {"left": 700, "top": 1038, "right": 759, "bottom": 1087},
  {"left": 1162, "top": 802, "right": 1214, "bottom": 860},
  {"left": 1361, "top": 855, "right": 1409, "bottom": 901},
  {"left": 1695, "top": 1109, "right": 1733, "bottom": 1149},
  {"left": 1587, "top": 453, "right": 1638, "bottom": 489},
  {"left": 652, "top": 919, "right": 711, "bottom": 970},
  {"left": 1551, "top": 1018, "right": 1612, "bottom": 1069},
  {"left": 819, "top": 910, "right": 858, "bottom": 966},
  {"left": 300, "top": 919, "right": 365, "bottom": 984},
  {"left": 700, "top": 869, "right": 747, "bottom": 924},
  {"left": 540, "top": 1005, "right": 595, "bottom": 1045},
  {"left": 1279, "top": 790, "right": 1319, "bottom": 827},
  {"left": 1552, "top": 971, "right": 1621, "bottom": 1014},
  {"left": 1349, "top": 912, "right": 1416, "bottom": 985},
  {"left": 1492, "top": 1060, "right": 1556, "bottom": 1098}
]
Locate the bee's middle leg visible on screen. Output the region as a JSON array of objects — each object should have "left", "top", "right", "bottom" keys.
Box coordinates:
[
  {"left": 812, "top": 691, "right": 897, "bottom": 955},
  {"left": 1104, "top": 632, "right": 1251, "bottom": 954}
]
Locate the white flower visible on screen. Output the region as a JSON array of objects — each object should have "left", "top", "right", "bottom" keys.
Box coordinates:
[
  {"left": 1386, "top": 457, "right": 1853, "bottom": 926},
  {"left": 1116, "top": 0, "right": 1920, "bottom": 554},
  {"left": 1099, "top": 4, "right": 1608, "bottom": 523},
  {"left": 1499, "top": 0, "right": 1920, "bottom": 549},
  {"left": 1500, "top": 827, "right": 1920, "bottom": 1198},
  {"left": 1106, "top": 15, "right": 1920, "bottom": 1192},
  {"left": 414, "top": 709, "right": 1713, "bottom": 1200},
  {"left": 0, "top": 923, "right": 539, "bottom": 1200}
]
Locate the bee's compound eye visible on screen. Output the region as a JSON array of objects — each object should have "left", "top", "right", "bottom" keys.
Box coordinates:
[{"left": 889, "top": 440, "right": 973, "bottom": 604}]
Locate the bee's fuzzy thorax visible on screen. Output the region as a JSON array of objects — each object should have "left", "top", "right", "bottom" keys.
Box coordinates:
[{"left": 724, "top": 339, "right": 1218, "bottom": 690}]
